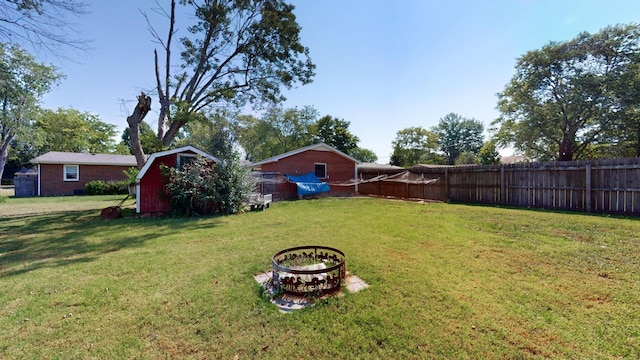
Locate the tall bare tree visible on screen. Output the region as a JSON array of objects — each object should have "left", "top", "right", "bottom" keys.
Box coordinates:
[
  {"left": 0, "top": 0, "right": 89, "bottom": 56},
  {"left": 127, "top": 0, "right": 315, "bottom": 168}
]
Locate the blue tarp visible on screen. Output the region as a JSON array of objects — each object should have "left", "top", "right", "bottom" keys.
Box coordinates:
[{"left": 286, "top": 172, "right": 330, "bottom": 196}]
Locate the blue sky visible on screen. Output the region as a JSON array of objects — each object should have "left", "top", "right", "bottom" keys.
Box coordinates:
[{"left": 40, "top": 1, "right": 640, "bottom": 163}]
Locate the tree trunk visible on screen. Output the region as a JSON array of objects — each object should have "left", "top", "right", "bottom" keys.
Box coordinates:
[
  {"left": 0, "top": 137, "right": 11, "bottom": 182},
  {"left": 635, "top": 123, "right": 640, "bottom": 157},
  {"left": 558, "top": 136, "right": 573, "bottom": 161},
  {"left": 162, "top": 120, "right": 184, "bottom": 147},
  {"left": 127, "top": 92, "right": 152, "bottom": 169}
]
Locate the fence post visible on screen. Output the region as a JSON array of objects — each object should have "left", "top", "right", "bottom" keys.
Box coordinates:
[
  {"left": 585, "top": 163, "right": 592, "bottom": 213},
  {"left": 445, "top": 168, "right": 450, "bottom": 202},
  {"left": 500, "top": 166, "right": 506, "bottom": 205}
]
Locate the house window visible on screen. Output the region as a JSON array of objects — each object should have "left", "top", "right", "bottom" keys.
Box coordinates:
[
  {"left": 314, "top": 163, "right": 327, "bottom": 179},
  {"left": 177, "top": 154, "right": 197, "bottom": 170},
  {"left": 64, "top": 165, "right": 79, "bottom": 181}
]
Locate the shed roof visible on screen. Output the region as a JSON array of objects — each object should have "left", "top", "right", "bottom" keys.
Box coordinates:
[
  {"left": 136, "top": 146, "right": 219, "bottom": 180},
  {"left": 249, "top": 143, "right": 360, "bottom": 167},
  {"left": 31, "top": 151, "right": 139, "bottom": 166}
]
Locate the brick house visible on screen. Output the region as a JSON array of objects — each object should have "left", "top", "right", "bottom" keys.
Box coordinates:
[
  {"left": 30, "top": 152, "right": 138, "bottom": 196},
  {"left": 249, "top": 143, "right": 360, "bottom": 201}
]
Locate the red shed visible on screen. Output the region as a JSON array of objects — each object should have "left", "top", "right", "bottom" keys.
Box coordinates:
[
  {"left": 249, "top": 143, "right": 360, "bottom": 201},
  {"left": 135, "top": 146, "right": 219, "bottom": 215}
]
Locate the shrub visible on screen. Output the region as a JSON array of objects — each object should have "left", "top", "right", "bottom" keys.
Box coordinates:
[
  {"left": 122, "top": 167, "right": 138, "bottom": 184},
  {"left": 162, "top": 154, "right": 255, "bottom": 216},
  {"left": 85, "top": 180, "right": 129, "bottom": 195}
]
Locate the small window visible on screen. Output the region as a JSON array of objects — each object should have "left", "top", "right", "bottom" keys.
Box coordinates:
[
  {"left": 177, "top": 154, "right": 197, "bottom": 170},
  {"left": 64, "top": 165, "right": 79, "bottom": 181},
  {"left": 314, "top": 163, "right": 327, "bottom": 179}
]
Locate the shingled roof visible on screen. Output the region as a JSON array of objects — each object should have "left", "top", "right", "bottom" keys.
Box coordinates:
[{"left": 31, "top": 152, "right": 140, "bottom": 166}]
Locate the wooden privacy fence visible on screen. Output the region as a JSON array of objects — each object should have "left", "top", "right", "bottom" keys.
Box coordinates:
[{"left": 357, "top": 158, "right": 640, "bottom": 216}]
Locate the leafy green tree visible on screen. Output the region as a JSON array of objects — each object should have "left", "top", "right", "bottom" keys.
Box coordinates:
[
  {"left": 236, "top": 114, "right": 272, "bottom": 162},
  {"left": 477, "top": 140, "right": 501, "bottom": 165},
  {"left": 313, "top": 115, "right": 358, "bottom": 154},
  {"left": 256, "top": 105, "right": 317, "bottom": 158},
  {"left": 454, "top": 151, "right": 478, "bottom": 165},
  {"left": 178, "top": 111, "right": 239, "bottom": 160},
  {"left": 35, "top": 108, "right": 118, "bottom": 153},
  {"left": 0, "top": 43, "right": 62, "bottom": 180},
  {"left": 602, "top": 47, "right": 640, "bottom": 157},
  {"left": 433, "top": 113, "right": 484, "bottom": 165},
  {"left": 127, "top": 0, "right": 315, "bottom": 168},
  {"left": 493, "top": 24, "right": 640, "bottom": 161},
  {"left": 236, "top": 108, "right": 375, "bottom": 162},
  {"left": 349, "top": 147, "right": 378, "bottom": 163},
  {"left": 390, "top": 127, "right": 441, "bottom": 167}
]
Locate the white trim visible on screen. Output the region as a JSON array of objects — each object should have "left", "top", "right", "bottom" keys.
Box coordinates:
[
  {"left": 63, "top": 164, "right": 79, "bottom": 181},
  {"left": 249, "top": 143, "right": 360, "bottom": 167},
  {"left": 177, "top": 153, "right": 198, "bottom": 169},
  {"left": 314, "top": 162, "right": 327, "bottom": 179},
  {"left": 136, "top": 180, "right": 141, "bottom": 214},
  {"left": 354, "top": 163, "right": 358, "bottom": 193},
  {"left": 136, "top": 146, "right": 219, "bottom": 181},
  {"left": 37, "top": 163, "right": 41, "bottom": 196}
]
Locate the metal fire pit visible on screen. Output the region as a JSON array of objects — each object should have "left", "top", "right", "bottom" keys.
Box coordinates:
[{"left": 272, "top": 246, "right": 346, "bottom": 295}]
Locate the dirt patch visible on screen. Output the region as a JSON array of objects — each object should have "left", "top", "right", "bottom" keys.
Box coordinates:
[{"left": 0, "top": 186, "right": 14, "bottom": 197}]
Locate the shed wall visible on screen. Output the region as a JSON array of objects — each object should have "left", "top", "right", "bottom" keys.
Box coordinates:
[{"left": 138, "top": 154, "right": 176, "bottom": 214}]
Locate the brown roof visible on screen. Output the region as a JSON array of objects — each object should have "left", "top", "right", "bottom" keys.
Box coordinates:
[{"left": 31, "top": 151, "right": 139, "bottom": 166}]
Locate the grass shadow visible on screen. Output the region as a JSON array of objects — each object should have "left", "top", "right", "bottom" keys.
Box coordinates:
[
  {"left": 447, "top": 201, "right": 640, "bottom": 221},
  {"left": 0, "top": 210, "right": 223, "bottom": 278}
]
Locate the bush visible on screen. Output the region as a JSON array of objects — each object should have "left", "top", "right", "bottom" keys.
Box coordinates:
[
  {"left": 85, "top": 180, "right": 129, "bottom": 195},
  {"left": 122, "top": 167, "right": 138, "bottom": 185},
  {"left": 162, "top": 154, "right": 255, "bottom": 216}
]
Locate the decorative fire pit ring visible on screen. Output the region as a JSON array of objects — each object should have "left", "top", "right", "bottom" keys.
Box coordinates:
[{"left": 272, "top": 246, "right": 346, "bottom": 295}]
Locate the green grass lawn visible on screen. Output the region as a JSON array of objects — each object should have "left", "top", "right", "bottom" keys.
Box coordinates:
[{"left": 1, "top": 196, "right": 639, "bottom": 359}]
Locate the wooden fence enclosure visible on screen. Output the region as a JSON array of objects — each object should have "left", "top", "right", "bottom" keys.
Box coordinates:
[{"left": 357, "top": 158, "right": 640, "bottom": 216}]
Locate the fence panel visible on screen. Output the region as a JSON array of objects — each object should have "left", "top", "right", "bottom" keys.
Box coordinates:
[{"left": 357, "top": 158, "right": 640, "bottom": 216}]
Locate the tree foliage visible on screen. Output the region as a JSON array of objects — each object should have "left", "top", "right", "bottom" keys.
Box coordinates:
[
  {"left": 261, "top": 105, "right": 316, "bottom": 155},
  {"left": 454, "top": 151, "right": 478, "bottom": 165},
  {"left": 127, "top": 0, "right": 315, "bottom": 168},
  {"left": 0, "top": 43, "right": 62, "bottom": 180},
  {"left": 313, "top": 115, "right": 358, "bottom": 154},
  {"left": 348, "top": 147, "right": 378, "bottom": 163},
  {"left": 121, "top": 121, "right": 164, "bottom": 155},
  {"left": 493, "top": 24, "right": 640, "bottom": 161},
  {"left": 390, "top": 127, "right": 441, "bottom": 167},
  {"left": 5, "top": 107, "right": 123, "bottom": 175},
  {"left": 178, "top": 110, "right": 239, "bottom": 159},
  {"left": 236, "top": 114, "right": 271, "bottom": 162},
  {"left": 35, "top": 108, "right": 118, "bottom": 153},
  {"left": 477, "top": 140, "right": 501, "bottom": 165},
  {"left": 235, "top": 105, "right": 376, "bottom": 162},
  {"left": 0, "top": 0, "right": 89, "bottom": 56},
  {"left": 434, "top": 113, "right": 484, "bottom": 164}
]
